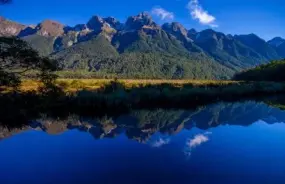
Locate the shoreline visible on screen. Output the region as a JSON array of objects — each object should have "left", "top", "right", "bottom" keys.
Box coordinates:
[{"left": 1, "top": 79, "right": 285, "bottom": 126}]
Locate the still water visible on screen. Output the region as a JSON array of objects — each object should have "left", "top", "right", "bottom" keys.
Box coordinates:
[{"left": 0, "top": 101, "right": 285, "bottom": 184}]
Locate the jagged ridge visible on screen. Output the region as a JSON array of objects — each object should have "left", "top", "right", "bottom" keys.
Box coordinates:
[{"left": 1, "top": 13, "right": 285, "bottom": 79}]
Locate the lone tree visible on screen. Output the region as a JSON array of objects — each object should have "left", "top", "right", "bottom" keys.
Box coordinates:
[{"left": 0, "top": 37, "right": 59, "bottom": 88}]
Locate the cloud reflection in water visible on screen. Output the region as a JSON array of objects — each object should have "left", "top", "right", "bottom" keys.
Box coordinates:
[{"left": 184, "top": 132, "right": 211, "bottom": 158}]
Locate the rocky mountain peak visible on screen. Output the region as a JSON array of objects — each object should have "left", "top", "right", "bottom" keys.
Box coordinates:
[
  {"left": 250, "top": 34, "right": 265, "bottom": 41},
  {"left": 103, "top": 17, "right": 123, "bottom": 30},
  {"left": 201, "top": 29, "right": 217, "bottom": 35},
  {"left": 235, "top": 33, "right": 280, "bottom": 60},
  {"left": 187, "top": 28, "right": 197, "bottom": 40},
  {"left": 188, "top": 28, "right": 197, "bottom": 34},
  {"left": 64, "top": 24, "right": 90, "bottom": 34},
  {"left": 234, "top": 34, "right": 266, "bottom": 46},
  {"left": 162, "top": 22, "right": 192, "bottom": 42},
  {"left": 268, "top": 37, "right": 285, "bottom": 47},
  {"left": 138, "top": 12, "right": 152, "bottom": 19},
  {"left": 195, "top": 29, "right": 220, "bottom": 41},
  {"left": 198, "top": 29, "right": 228, "bottom": 41},
  {"left": 86, "top": 15, "right": 118, "bottom": 37},
  {"left": 162, "top": 22, "right": 188, "bottom": 37},
  {"left": 87, "top": 15, "right": 105, "bottom": 31},
  {"left": 227, "top": 34, "right": 234, "bottom": 39},
  {"left": 75, "top": 24, "right": 89, "bottom": 31},
  {"left": 237, "top": 33, "right": 264, "bottom": 40},
  {"left": 36, "top": 20, "right": 64, "bottom": 37},
  {"left": 0, "top": 16, "right": 26, "bottom": 36},
  {"left": 125, "top": 12, "right": 157, "bottom": 30}
]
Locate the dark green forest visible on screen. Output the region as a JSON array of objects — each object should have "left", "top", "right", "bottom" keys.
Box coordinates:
[{"left": 234, "top": 59, "right": 285, "bottom": 81}]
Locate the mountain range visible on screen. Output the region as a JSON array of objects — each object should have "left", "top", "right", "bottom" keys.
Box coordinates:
[{"left": 1, "top": 12, "right": 285, "bottom": 79}]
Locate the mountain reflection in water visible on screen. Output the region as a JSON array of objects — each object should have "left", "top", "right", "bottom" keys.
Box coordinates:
[
  {"left": 0, "top": 101, "right": 285, "bottom": 143},
  {"left": 1, "top": 101, "right": 285, "bottom": 142},
  {"left": 0, "top": 101, "right": 285, "bottom": 184}
]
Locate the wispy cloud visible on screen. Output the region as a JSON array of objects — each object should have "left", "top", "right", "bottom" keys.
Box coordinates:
[
  {"left": 187, "top": 0, "right": 218, "bottom": 28},
  {"left": 184, "top": 132, "right": 211, "bottom": 158},
  {"left": 151, "top": 138, "right": 171, "bottom": 148},
  {"left": 151, "top": 7, "right": 175, "bottom": 21},
  {"left": 187, "top": 134, "right": 209, "bottom": 148}
]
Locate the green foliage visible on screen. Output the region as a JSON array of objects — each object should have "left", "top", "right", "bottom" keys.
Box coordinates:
[
  {"left": 53, "top": 35, "right": 119, "bottom": 70},
  {"left": 18, "top": 26, "right": 285, "bottom": 80},
  {"left": 234, "top": 59, "right": 285, "bottom": 81},
  {"left": 0, "top": 36, "right": 59, "bottom": 89},
  {"left": 194, "top": 31, "right": 269, "bottom": 71},
  {"left": 23, "top": 34, "right": 56, "bottom": 56},
  {"left": 51, "top": 32, "right": 233, "bottom": 79},
  {"left": 0, "top": 70, "right": 20, "bottom": 87}
]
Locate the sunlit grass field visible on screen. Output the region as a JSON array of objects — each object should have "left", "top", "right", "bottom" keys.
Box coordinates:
[
  {"left": 14, "top": 79, "right": 240, "bottom": 93},
  {"left": 1, "top": 78, "right": 285, "bottom": 120}
]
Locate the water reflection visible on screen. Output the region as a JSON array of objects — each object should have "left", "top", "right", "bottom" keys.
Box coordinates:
[
  {"left": 1, "top": 101, "right": 285, "bottom": 184},
  {"left": 184, "top": 132, "right": 212, "bottom": 158},
  {"left": 1, "top": 101, "right": 285, "bottom": 142}
]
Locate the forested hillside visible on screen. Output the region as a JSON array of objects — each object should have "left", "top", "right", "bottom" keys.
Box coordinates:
[
  {"left": 1, "top": 12, "right": 285, "bottom": 79},
  {"left": 234, "top": 59, "right": 285, "bottom": 81}
]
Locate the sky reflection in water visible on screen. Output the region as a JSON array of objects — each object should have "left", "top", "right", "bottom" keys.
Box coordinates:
[{"left": 0, "top": 101, "right": 285, "bottom": 184}]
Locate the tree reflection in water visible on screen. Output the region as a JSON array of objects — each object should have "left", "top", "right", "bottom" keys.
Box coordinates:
[{"left": 1, "top": 100, "right": 285, "bottom": 142}]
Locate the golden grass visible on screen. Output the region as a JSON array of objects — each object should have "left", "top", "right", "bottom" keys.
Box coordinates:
[{"left": 0, "top": 79, "right": 240, "bottom": 93}]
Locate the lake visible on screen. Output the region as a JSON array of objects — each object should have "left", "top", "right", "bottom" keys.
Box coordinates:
[{"left": 0, "top": 101, "right": 285, "bottom": 184}]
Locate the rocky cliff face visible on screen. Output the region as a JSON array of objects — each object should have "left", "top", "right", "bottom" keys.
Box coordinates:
[
  {"left": 103, "top": 17, "right": 124, "bottom": 30},
  {"left": 36, "top": 20, "right": 65, "bottom": 37},
  {"left": 125, "top": 12, "right": 157, "bottom": 30},
  {"left": 0, "top": 16, "right": 26, "bottom": 36},
  {"left": 162, "top": 22, "right": 191, "bottom": 42},
  {"left": 87, "top": 15, "right": 106, "bottom": 31},
  {"left": 18, "top": 20, "right": 65, "bottom": 38}
]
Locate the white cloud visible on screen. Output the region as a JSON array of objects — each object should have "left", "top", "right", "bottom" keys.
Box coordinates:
[
  {"left": 151, "top": 138, "right": 170, "bottom": 148},
  {"left": 151, "top": 7, "right": 175, "bottom": 21},
  {"left": 187, "top": 0, "right": 218, "bottom": 27},
  {"left": 184, "top": 132, "right": 211, "bottom": 158}
]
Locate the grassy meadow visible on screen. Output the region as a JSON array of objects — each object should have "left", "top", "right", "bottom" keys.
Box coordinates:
[
  {"left": 11, "top": 79, "right": 239, "bottom": 93},
  {"left": 1, "top": 78, "right": 285, "bottom": 126},
  {"left": 1, "top": 78, "right": 285, "bottom": 99}
]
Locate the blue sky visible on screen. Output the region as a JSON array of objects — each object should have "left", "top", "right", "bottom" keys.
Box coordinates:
[{"left": 0, "top": 0, "right": 284, "bottom": 40}]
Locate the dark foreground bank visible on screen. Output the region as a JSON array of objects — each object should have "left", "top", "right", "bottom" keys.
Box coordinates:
[{"left": 1, "top": 81, "right": 285, "bottom": 126}]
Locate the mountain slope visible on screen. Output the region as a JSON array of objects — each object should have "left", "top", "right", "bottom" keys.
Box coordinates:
[
  {"left": 275, "top": 43, "right": 285, "bottom": 58},
  {"left": 112, "top": 13, "right": 191, "bottom": 55},
  {"left": 53, "top": 33, "right": 232, "bottom": 79},
  {"left": 268, "top": 37, "right": 285, "bottom": 47},
  {"left": 53, "top": 34, "right": 119, "bottom": 70},
  {"left": 189, "top": 30, "right": 276, "bottom": 71},
  {"left": 162, "top": 22, "right": 202, "bottom": 53},
  {"left": 235, "top": 34, "right": 280, "bottom": 60},
  {"left": 0, "top": 16, "right": 27, "bottom": 36},
  {"left": 0, "top": 13, "right": 285, "bottom": 79},
  {"left": 268, "top": 37, "right": 285, "bottom": 58},
  {"left": 51, "top": 13, "right": 233, "bottom": 79},
  {"left": 22, "top": 34, "right": 56, "bottom": 56}
]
